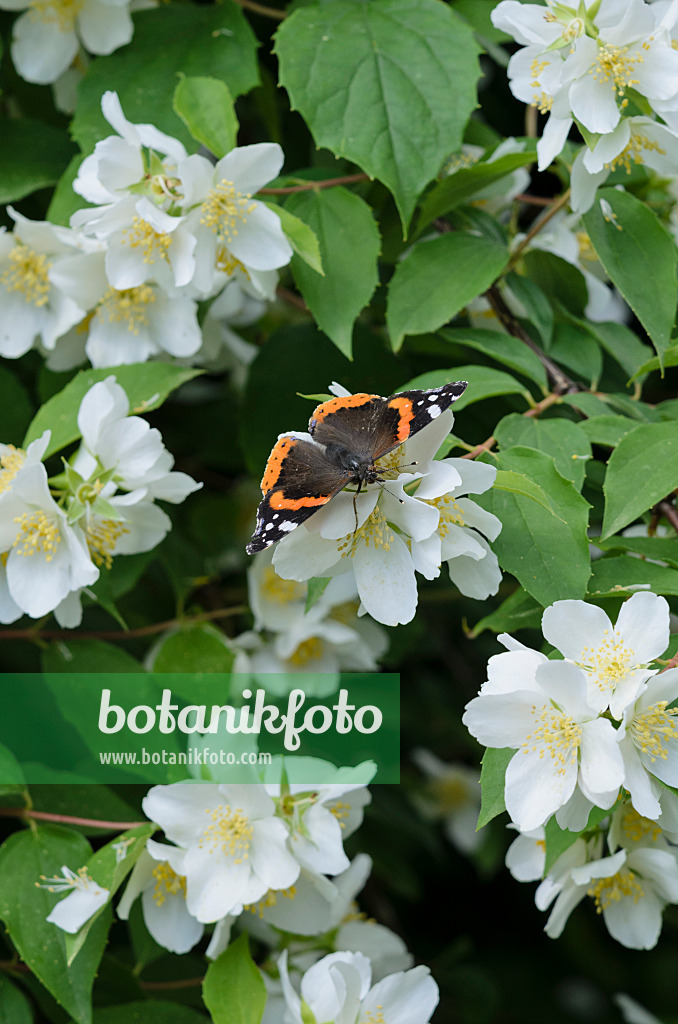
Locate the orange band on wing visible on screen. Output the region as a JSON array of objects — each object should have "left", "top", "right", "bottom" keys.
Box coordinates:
[
  {"left": 268, "top": 489, "right": 330, "bottom": 510},
  {"left": 311, "top": 393, "right": 379, "bottom": 424},
  {"left": 387, "top": 396, "right": 414, "bottom": 442},
  {"left": 260, "top": 437, "right": 297, "bottom": 494}
]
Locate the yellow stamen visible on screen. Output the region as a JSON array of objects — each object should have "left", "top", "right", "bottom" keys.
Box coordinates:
[
  {"left": 200, "top": 179, "right": 256, "bottom": 242},
  {"left": 28, "top": 0, "right": 83, "bottom": 31},
  {"left": 588, "top": 867, "right": 643, "bottom": 911},
  {"left": 522, "top": 705, "right": 581, "bottom": 774},
  {"left": 121, "top": 216, "right": 172, "bottom": 266},
  {"left": 86, "top": 519, "right": 129, "bottom": 570},
  {"left": 339, "top": 505, "right": 394, "bottom": 557},
  {"left": 0, "top": 446, "right": 26, "bottom": 493},
  {"left": 13, "top": 511, "right": 61, "bottom": 561},
  {"left": 95, "top": 285, "right": 156, "bottom": 335},
  {"left": 152, "top": 861, "right": 187, "bottom": 906},
  {"left": 289, "top": 636, "right": 323, "bottom": 667},
  {"left": 260, "top": 565, "right": 304, "bottom": 604},
  {"left": 1, "top": 244, "right": 51, "bottom": 307},
  {"left": 631, "top": 701, "right": 678, "bottom": 762},
  {"left": 199, "top": 805, "right": 253, "bottom": 863}
]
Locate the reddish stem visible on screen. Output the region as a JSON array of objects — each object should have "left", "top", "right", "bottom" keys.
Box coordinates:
[{"left": 0, "top": 807, "right": 147, "bottom": 830}]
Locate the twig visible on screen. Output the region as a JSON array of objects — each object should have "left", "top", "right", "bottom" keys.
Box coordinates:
[
  {"left": 0, "top": 605, "right": 247, "bottom": 642},
  {"left": 260, "top": 173, "right": 369, "bottom": 195},
  {"left": 231, "top": 0, "right": 285, "bottom": 19},
  {"left": 653, "top": 499, "right": 678, "bottom": 536},
  {"left": 484, "top": 284, "right": 580, "bottom": 395},
  {"left": 461, "top": 391, "right": 562, "bottom": 460},
  {"left": 0, "top": 808, "right": 147, "bottom": 830},
  {"left": 507, "top": 188, "right": 572, "bottom": 269},
  {"left": 514, "top": 193, "right": 552, "bottom": 207},
  {"left": 276, "top": 285, "right": 308, "bottom": 312}
]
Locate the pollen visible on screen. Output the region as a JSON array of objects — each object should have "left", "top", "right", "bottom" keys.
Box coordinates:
[
  {"left": 590, "top": 43, "right": 641, "bottom": 99},
  {"left": 200, "top": 179, "right": 256, "bottom": 242},
  {"left": 215, "top": 246, "right": 249, "bottom": 278},
  {"left": 605, "top": 131, "right": 666, "bottom": 174},
  {"left": 330, "top": 800, "right": 351, "bottom": 829},
  {"left": 1, "top": 244, "right": 51, "bottom": 307},
  {"left": 243, "top": 886, "right": 296, "bottom": 918},
  {"left": 618, "top": 806, "right": 662, "bottom": 845},
  {"left": 363, "top": 1007, "right": 386, "bottom": 1024},
  {"left": 86, "top": 518, "right": 129, "bottom": 570},
  {"left": 588, "top": 867, "right": 643, "bottom": 911},
  {"left": 152, "top": 861, "right": 187, "bottom": 906},
  {"left": 426, "top": 493, "right": 465, "bottom": 538},
  {"left": 578, "top": 631, "right": 636, "bottom": 694},
  {"left": 575, "top": 231, "right": 596, "bottom": 263},
  {"left": 121, "top": 217, "right": 172, "bottom": 266},
  {"left": 199, "top": 804, "right": 253, "bottom": 863},
  {"left": 522, "top": 704, "right": 581, "bottom": 774},
  {"left": 96, "top": 285, "right": 156, "bottom": 334},
  {"left": 0, "top": 446, "right": 26, "bottom": 493},
  {"left": 289, "top": 636, "right": 324, "bottom": 667},
  {"left": 260, "top": 565, "right": 304, "bottom": 605},
  {"left": 631, "top": 700, "right": 678, "bottom": 762},
  {"left": 13, "top": 510, "right": 61, "bottom": 561},
  {"left": 339, "top": 505, "right": 394, "bottom": 557},
  {"left": 28, "top": 0, "right": 83, "bottom": 31}
]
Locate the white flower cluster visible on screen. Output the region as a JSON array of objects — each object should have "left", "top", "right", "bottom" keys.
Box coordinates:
[
  {"left": 464, "top": 591, "right": 678, "bottom": 948},
  {"left": 232, "top": 547, "right": 389, "bottom": 693},
  {"left": 0, "top": 376, "right": 199, "bottom": 627},
  {"left": 271, "top": 385, "right": 502, "bottom": 628},
  {"left": 0, "top": 92, "right": 291, "bottom": 369},
  {"left": 492, "top": 0, "right": 678, "bottom": 210}
]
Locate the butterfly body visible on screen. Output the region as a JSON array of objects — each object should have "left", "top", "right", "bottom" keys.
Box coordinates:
[{"left": 246, "top": 381, "right": 468, "bottom": 555}]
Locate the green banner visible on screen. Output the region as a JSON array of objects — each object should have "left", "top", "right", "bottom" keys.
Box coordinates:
[{"left": 0, "top": 673, "right": 400, "bottom": 784}]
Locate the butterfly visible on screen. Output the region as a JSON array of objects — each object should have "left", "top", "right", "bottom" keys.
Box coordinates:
[{"left": 246, "top": 381, "right": 468, "bottom": 554}]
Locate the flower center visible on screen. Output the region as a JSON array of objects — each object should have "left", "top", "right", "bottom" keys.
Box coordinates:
[
  {"left": 37, "top": 865, "right": 102, "bottom": 894},
  {"left": 618, "top": 806, "right": 661, "bottom": 845},
  {"left": 96, "top": 285, "right": 156, "bottom": 334},
  {"left": 1, "top": 244, "right": 51, "bottom": 307},
  {"left": 0, "top": 446, "right": 26, "bottom": 493},
  {"left": 426, "top": 493, "right": 464, "bottom": 537},
  {"left": 215, "top": 246, "right": 249, "bottom": 278},
  {"left": 588, "top": 868, "right": 643, "bottom": 910},
  {"left": 13, "top": 511, "right": 61, "bottom": 561},
  {"left": 152, "top": 861, "right": 187, "bottom": 906},
  {"left": 121, "top": 217, "right": 172, "bottom": 266},
  {"left": 338, "top": 505, "right": 394, "bottom": 557},
  {"left": 199, "top": 804, "right": 253, "bottom": 863},
  {"left": 329, "top": 800, "right": 351, "bottom": 829},
  {"left": 522, "top": 705, "right": 582, "bottom": 773},
  {"left": 260, "top": 565, "right": 304, "bottom": 604},
  {"left": 243, "top": 886, "right": 296, "bottom": 918},
  {"left": 631, "top": 700, "right": 678, "bottom": 762},
  {"left": 529, "top": 57, "right": 554, "bottom": 112},
  {"left": 428, "top": 776, "right": 470, "bottom": 813},
  {"left": 289, "top": 636, "right": 324, "bottom": 666},
  {"left": 29, "top": 0, "right": 83, "bottom": 30},
  {"left": 86, "top": 518, "right": 129, "bottom": 570},
  {"left": 200, "top": 179, "right": 256, "bottom": 243},
  {"left": 591, "top": 43, "right": 642, "bottom": 105},
  {"left": 362, "top": 1008, "right": 386, "bottom": 1024},
  {"left": 606, "top": 131, "right": 666, "bottom": 174},
  {"left": 578, "top": 631, "right": 635, "bottom": 691}
]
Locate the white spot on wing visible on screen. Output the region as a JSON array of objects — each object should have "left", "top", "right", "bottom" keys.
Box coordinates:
[
  {"left": 279, "top": 521, "right": 296, "bottom": 533},
  {"left": 428, "top": 394, "right": 439, "bottom": 401},
  {"left": 428, "top": 405, "right": 441, "bottom": 418}
]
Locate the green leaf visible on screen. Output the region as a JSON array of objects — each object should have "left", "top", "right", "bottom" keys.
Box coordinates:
[
  {"left": 24, "top": 364, "right": 201, "bottom": 457},
  {"left": 630, "top": 341, "right": 678, "bottom": 381},
  {"left": 397, "top": 365, "right": 530, "bottom": 412},
  {"left": 0, "top": 977, "right": 33, "bottom": 1024},
  {"left": 470, "top": 588, "right": 543, "bottom": 638},
  {"left": 597, "top": 535, "right": 678, "bottom": 568},
  {"left": 151, "top": 625, "right": 235, "bottom": 673},
  {"left": 583, "top": 188, "right": 678, "bottom": 366},
  {"left": 579, "top": 415, "right": 639, "bottom": 448},
  {"left": 0, "top": 743, "right": 26, "bottom": 788},
  {"left": 588, "top": 320, "right": 655, "bottom": 381},
  {"left": 285, "top": 188, "right": 380, "bottom": 357},
  {"left": 306, "top": 577, "right": 331, "bottom": 613},
  {"left": 203, "top": 933, "right": 267, "bottom": 1024},
  {"left": 505, "top": 272, "right": 553, "bottom": 347},
  {"left": 476, "top": 447, "right": 591, "bottom": 606},
  {"left": 72, "top": 5, "right": 259, "bottom": 152},
  {"left": 0, "top": 365, "right": 33, "bottom": 444},
  {"left": 47, "top": 153, "right": 89, "bottom": 226},
  {"left": 275, "top": 0, "right": 481, "bottom": 228},
  {"left": 387, "top": 234, "right": 508, "bottom": 350},
  {"left": 548, "top": 321, "right": 603, "bottom": 388},
  {"left": 42, "top": 639, "right": 143, "bottom": 674},
  {"left": 522, "top": 250, "right": 588, "bottom": 319},
  {"left": 0, "top": 119, "right": 77, "bottom": 203},
  {"left": 0, "top": 826, "right": 110, "bottom": 1024},
  {"left": 493, "top": 469, "right": 565, "bottom": 520},
  {"left": 173, "top": 75, "right": 239, "bottom": 158},
  {"left": 588, "top": 556, "right": 678, "bottom": 598},
  {"left": 416, "top": 149, "right": 536, "bottom": 231},
  {"left": 273, "top": 203, "right": 323, "bottom": 275},
  {"left": 601, "top": 423, "right": 678, "bottom": 538},
  {"left": 94, "top": 1003, "right": 208, "bottom": 1024},
  {"left": 494, "top": 415, "right": 592, "bottom": 489},
  {"left": 440, "top": 327, "right": 548, "bottom": 390},
  {"left": 477, "top": 747, "right": 513, "bottom": 828}
]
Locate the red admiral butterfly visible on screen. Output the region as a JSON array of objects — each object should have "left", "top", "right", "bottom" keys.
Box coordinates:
[{"left": 246, "top": 381, "right": 468, "bottom": 555}]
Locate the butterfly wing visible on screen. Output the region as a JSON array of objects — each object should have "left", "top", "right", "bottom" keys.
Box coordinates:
[{"left": 246, "top": 436, "right": 352, "bottom": 554}]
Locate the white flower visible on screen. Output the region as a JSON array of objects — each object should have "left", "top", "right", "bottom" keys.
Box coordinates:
[
  {"left": 617, "top": 669, "right": 678, "bottom": 820},
  {"left": 117, "top": 848, "right": 204, "bottom": 955},
  {"left": 505, "top": 825, "right": 546, "bottom": 882},
  {"left": 278, "top": 949, "right": 439, "bottom": 1024},
  {"left": 41, "top": 865, "right": 109, "bottom": 933},
  {"left": 463, "top": 658, "right": 624, "bottom": 831},
  {"left": 0, "top": 212, "right": 90, "bottom": 358},
  {"left": 141, "top": 783, "right": 300, "bottom": 922},
  {"left": 541, "top": 591, "right": 669, "bottom": 718},
  {"left": 411, "top": 749, "right": 482, "bottom": 854},
  {"left": 614, "top": 993, "right": 665, "bottom": 1024},
  {"left": 4, "top": 0, "right": 134, "bottom": 84}
]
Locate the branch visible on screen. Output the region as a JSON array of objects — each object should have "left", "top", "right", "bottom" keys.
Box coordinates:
[
  {"left": 507, "top": 187, "right": 572, "bottom": 269},
  {"left": 461, "top": 391, "right": 562, "bottom": 461},
  {"left": 0, "top": 605, "right": 247, "bottom": 642},
  {"left": 653, "top": 498, "right": 678, "bottom": 536},
  {"left": 484, "top": 284, "right": 580, "bottom": 395},
  {"left": 231, "top": 0, "right": 285, "bottom": 19},
  {"left": 0, "top": 807, "right": 147, "bottom": 830},
  {"left": 260, "top": 172, "right": 369, "bottom": 195},
  {"left": 276, "top": 285, "right": 309, "bottom": 312}
]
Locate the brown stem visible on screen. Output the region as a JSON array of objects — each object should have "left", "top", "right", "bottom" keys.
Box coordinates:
[
  {"left": 0, "top": 807, "right": 147, "bottom": 830},
  {"left": 231, "top": 0, "right": 285, "bottom": 19},
  {"left": 507, "top": 188, "right": 572, "bottom": 269},
  {"left": 260, "top": 172, "right": 369, "bottom": 195},
  {"left": 653, "top": 499, "right": 678, "bottom": 536},
  {"left": 661, "top": 651, "right": 678, "bottom": 673},
  {"left": 461, "top": 391, "right": 562, "bottom": 461},
  {"left": 484, "top": 284, "right": 580, "bottom": 395},
  {"left": 276, "top": 285, "right": 309, "bottom": 312},
  {"left": 514, "top": 193, "right": 552, "bottom": 207},
  {"left": 0, "top": 605, "right": 247, "bottom": 642}
]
